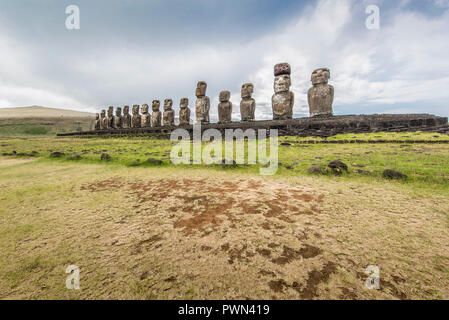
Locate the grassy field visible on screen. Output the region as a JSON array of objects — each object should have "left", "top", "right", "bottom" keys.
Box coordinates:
[{"left": 0, "top": 132, "right": 449, "bottom": 299}]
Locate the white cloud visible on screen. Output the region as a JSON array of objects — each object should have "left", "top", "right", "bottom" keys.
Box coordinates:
[{"left": 0, "top": 0, "right": 449, "bottom": 120}]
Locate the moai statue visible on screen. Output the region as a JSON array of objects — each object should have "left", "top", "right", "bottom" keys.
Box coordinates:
[
  {"left": 122, "top": 105, "right": 132, "bottom": 128},
  {"left": 307, "top": 68, "right": 334, "bottom": 117},
  {"left": 240, "top": 83, "right": 256, "bottom": 121},
  {"left": 107, "top": 106, "right": 115, "bottom": 129},
  {"left": 218, "top": 90, "right": 232, "bottom": 123},
  {"left": 272, "top": 63, "right": 294, "bottom": 120},
  {"left": 94, "top": 113, "right": 101, "bottom": 130},
  {"left": 141, "top": 104, "right": 151, "bottom": 127},
  {"left": 151, "top": 100, "right": 162, "bottom": 127},
  {"left": 178, "top": 98, "right": 191, "bottom": 125},
  {"left": 163, "top": 99, "right": 175, "bottom": 126},
  {"left": 131, "top": 105, "right": 141, "bottom": 128},
  {"left": 195, "top": 81, "right": 210, "bottom": 124},
  {"left": 114, "top": 107, "right": 123, "bottom": 128},
  {"left": 100, "top": 109, "right": 107, "bottom": 130}
]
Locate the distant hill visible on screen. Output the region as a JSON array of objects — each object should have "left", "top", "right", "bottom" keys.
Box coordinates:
[
  {"left": 0, "top": 106, "right": 95, "bottom": 136},
  {"left": 0, "top": 106, "right": 95, "bottom": 118}
]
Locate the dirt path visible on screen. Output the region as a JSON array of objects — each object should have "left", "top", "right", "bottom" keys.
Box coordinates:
[{"left": 1, "top": 160, "right": 448, "bottom": 299}]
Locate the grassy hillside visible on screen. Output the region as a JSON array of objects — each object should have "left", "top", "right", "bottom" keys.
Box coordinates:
[{"left": 0, "top": 106, "right": 95, "bottom": 136}]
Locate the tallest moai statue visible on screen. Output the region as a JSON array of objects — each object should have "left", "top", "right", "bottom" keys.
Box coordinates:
[{"left": 271, "top": 63, "right": 294, "bottom": 120}]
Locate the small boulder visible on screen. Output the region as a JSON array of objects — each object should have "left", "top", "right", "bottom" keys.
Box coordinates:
[
  {"left": 147, "top": 158, "right": 162, "bottom": 165},
  {"left": 101, "top": 153, "right": 111, "bottom": 161},
  {"left": 383, "top": 169, "right": 407, "bottom": 180},
  {"left": 328, "top": 160, "right": 348, "bottom": 175},
  {"left": 50, "top": 152, "right": 65, "bottom": 158},
  {"left": 308, "top": 165, "right": 324, "bottom": 174},
  {"left": 67, "top": 154, "right": 82, "bottom": 160}
]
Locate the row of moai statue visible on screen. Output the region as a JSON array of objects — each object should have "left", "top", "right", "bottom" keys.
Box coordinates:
[{"left": 94, "top": 63, "right": 334, "bottom": 130}]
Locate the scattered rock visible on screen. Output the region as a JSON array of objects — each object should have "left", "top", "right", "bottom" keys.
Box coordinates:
[
  {"left": 328, "top": 160, "right": 348, "bottom": 175},
  {"left": 308, "top": 165, "right": 326, "bottom": 174},
  {"left": 147, "top": 158, "right": 162, "bottom": 165},
  {"left": 67, "top": 154, "right": 82, "bottom": 160},
  {"left": 383, "top": 169, "right": 407, "bottom": 180},
  {"left": 130, "top": 159, "right": 141, "bottom": 166},
  {"left": 101, "top": 153, "right": 111, "bottom": 161},
  {"left": 280, "top": 142, "right": 291, "bottom": 146},
  {"left": 50, "top": 152, "right": 65, "bottom": 158}
]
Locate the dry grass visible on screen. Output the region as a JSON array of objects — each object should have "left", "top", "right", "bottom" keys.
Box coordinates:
[{"left": 0, "top": 158, "right": 448, "bottom": 299}]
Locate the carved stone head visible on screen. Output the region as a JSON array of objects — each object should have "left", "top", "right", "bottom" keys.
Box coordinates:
[
  {"left": 100, "top": 109, "right": 106, "bottom": 118},
  {"left": 115, "top": 107, "right": 122, "bottom": 117},
  {"left": 311, "top": 68, "right": 330, "bottom": 86},
  {"left": 196, "top": 81, "right": 207, "bottom": 97},
  {"left": 107, "top": 106, "right": 113, "bottom": 117},
  {"left": 180, "top": 98, "right": 188, "bottom": 108},
  {"left": 274, "top": 74, "right": 291, "bottom": 93},
  {"left": 219, "top": 90, "right": 230, "bottom": 102},
  {"left": 152, "top": 100, "right": 160, "bottom": 112},
  {"left": 123, "top": 105, "right": 130, "bottom": 115},
  {"left": 164, "top": 99, "right": 173, "bottom": 111},
  {"left": 95, "top": 113, "right": 99, "bottom": 120},
  {"left": 132, "top": 105, "right": 140, "bottom": 115},
  {"left": 241, "top": 83, "right": 254, "bottom": 98},
  {"left": 142, "top": 104, "right": 149, "bottom": 114}
]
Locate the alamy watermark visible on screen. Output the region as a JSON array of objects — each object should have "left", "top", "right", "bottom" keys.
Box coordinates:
[
  {"left": 365, "top": 5, "right": 380, "bottom": 30},
  {"left": 365, "top": 265, "right": 380, "bottom": 290},
  {"left": 66, "top": 265, "right": 80, "bottom": 290},
  {"left": 65, "top": 5, "right": 80, "bottom": 30},
  {"left": 169, "top": 123, "right": 279, "bottom": 175}
]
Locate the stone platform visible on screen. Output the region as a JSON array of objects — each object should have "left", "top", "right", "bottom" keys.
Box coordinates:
[{"left": 57, "top": 113, "right": 449, "bottom": 138}]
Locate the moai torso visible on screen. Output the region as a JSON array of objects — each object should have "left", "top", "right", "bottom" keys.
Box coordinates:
[
  {"left": 94, "top": 113, "right": 101, "bottom": 130},
  {"left": 272, "top": 63, "right": 294, "bottom": 120},
  {"left": 163, "top": 99, "right": 175, "bottom": 126},
  {"left": 151, "top": 100, "right": 162, "bottom": 127},
  {"left": 240, "top": 83, "right": 255, "bottom": 121},
  {"left": 100, "top": 110, "right": 107, "bottom": 130},
  {"left": 131, "top": 105, "right": 141, "bottom": 128},
  {"left": 195, "top": 81, "right": 210, "bottom": 124},
  {"left": 114, "top": 107, "right": 123, "bottom": 128},
  {"left": 218, "top": 90, "right": 232, "bottom": 123},
  {"left": 307, "top": 68, "right": 334, "bottom": 117},
  {"left": 141, "top": 104, "right": 151, "bottom": 127},
  {"left": 178, "top": 98, "right": 191, "bottom": 125},
  {"left": 107, "top": 106, "right": 115, "bottom": 129},
  {"left": 122, "top": 106, "right": 132, "bottom": 128}
]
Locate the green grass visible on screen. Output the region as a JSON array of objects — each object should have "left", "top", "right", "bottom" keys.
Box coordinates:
[{"left": 1, "top": 131, "right": 449, "bottom": 194}]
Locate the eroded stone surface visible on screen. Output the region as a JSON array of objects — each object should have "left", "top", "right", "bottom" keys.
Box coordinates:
[
  {"left": 308, "top": 68, "right": 334, "bottom": 117},
  {"left": 163, "top": 99, "right": 175, "bottom": 126},
  {"left": 151, "top": 100, "right": 162, "bottom": 127},
  {"left": 100, "top": 109, "right": 107, "bottom": 130},
  {"left": 218, "top": 90, "right": 232, "bottom": 123},
  {"left": 240, "top": 83, "right": 255, "bottom": 122},
  {"left": 179, "top": 98, "right": 191, "bottom": 125},
  {"left": 141, "top": 104, "right": 151, "bottom": 128},
  {"left": 272, "top": 63, "right": 294, "bottom": 120},
  {"left": 195, "top": 81, "right": 210, "bottom": 124},
  {"left": 131, "top": 105, "right": 141, "bottom": 128},
  {"left": 107, "top": 106, "right": 115, "bottom": 129},
  {"left": 94, "top": 113, "right": 101, "bottom": 130},
  {"left": 114, "top": 107, "right": 123, "bottom": 128},
  {"left": 122, "top": 106, "right": 132, "bottom": 128}
]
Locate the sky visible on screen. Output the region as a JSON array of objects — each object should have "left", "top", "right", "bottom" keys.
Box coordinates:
[{"left": 0, "top": 0, "right": 448, "bottom": 121}]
